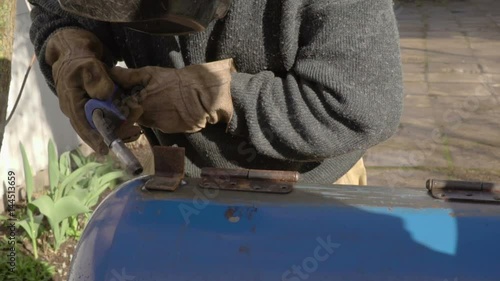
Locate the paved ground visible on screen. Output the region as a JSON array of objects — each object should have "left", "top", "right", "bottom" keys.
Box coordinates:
[{"left": 365, "top": 0, "right": 500, "bottom": 188}]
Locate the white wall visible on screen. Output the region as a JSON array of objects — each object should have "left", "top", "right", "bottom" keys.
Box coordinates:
[{"left": 0, "top": 0, "right": 82, "bottom": 211}]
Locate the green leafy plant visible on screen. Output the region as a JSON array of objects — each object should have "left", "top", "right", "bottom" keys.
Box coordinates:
[
  {"left": 49, "top": 140, "right": 126, "bottom": 243},
  {"left": 32, "top": 140, "right": 95, "bottom": 250},
  {"left": 66, "top": 214, "right": 86, "bottom": 239},
  {"left": 62, "top": 147, "right": 125, "bottom": 239},
  {"left": 70, "top": 147, "right": 97, "bottom": 169},
  {"left": 15, "top": 143, "right": 44, "bottom": 259},
  {"left": 31, "top": 194, "right": 89, "bottom": 251},
  {"left": 16, "top": 139, "right": 126, "bottom": 252}
]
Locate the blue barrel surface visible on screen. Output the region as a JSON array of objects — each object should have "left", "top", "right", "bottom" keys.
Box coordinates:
[{"left": 68, "top": 176, "right": 500, "bottom": 281}]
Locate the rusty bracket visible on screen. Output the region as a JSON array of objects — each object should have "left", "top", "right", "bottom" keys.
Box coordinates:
[
  {"left": 199, "top": 167, "right": 298, "bottom": 194},
  {"left": 427, "top": 179, "right": 500, "bottom": 203},
  {"left": 144, "top": 146, "right": 185, "bottom": 191}
]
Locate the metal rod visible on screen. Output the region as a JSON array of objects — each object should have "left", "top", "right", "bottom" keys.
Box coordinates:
[{"left": 92, "top": 109, "right": 143, "bottom": 176}]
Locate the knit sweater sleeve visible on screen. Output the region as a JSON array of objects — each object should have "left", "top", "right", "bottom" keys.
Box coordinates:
[
  {"left": 28, "top": 0, "right": 119, "bottom": 93},
  {"left": 227, "top": 0, "right": 404, "bottom": 162}
]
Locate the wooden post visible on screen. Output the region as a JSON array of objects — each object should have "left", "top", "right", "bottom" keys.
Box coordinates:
[{"left": 0, "top": 0, "right": 17, "bottom": 152}]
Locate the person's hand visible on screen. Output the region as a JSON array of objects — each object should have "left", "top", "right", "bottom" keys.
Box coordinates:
[
  {"left": 109, "top": 59, "right": 236, "bottom": 133},
  {"left": 45, "top": 28, "right": 141, "bottom": 154}
]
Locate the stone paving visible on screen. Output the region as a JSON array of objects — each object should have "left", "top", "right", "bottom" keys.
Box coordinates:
[{"left": 364, "top": 0, "right": 500, "bottom": 188}]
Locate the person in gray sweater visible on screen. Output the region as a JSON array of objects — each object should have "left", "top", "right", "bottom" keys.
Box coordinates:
[{"left": 28, "top": 0, "right": 404, "bottom": 185}]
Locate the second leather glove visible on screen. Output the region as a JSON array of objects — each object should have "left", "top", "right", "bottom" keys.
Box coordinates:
[{"left": 109, "top": 59, "right": 236, "bottom": 134}]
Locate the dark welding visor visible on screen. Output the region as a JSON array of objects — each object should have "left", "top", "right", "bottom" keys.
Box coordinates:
[{"left": 58, "top": 0, "right": 231, "bottom": 35}]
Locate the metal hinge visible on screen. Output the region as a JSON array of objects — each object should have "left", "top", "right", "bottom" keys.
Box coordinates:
[
  {"left": 144, "top": 146, "right": 185, "bottom": 191},
  {"left": 199, "top": 167, "right": 298, "bottom": 194},
  {"left": 427, "top": 179, "right": 500, "bottom": 203}
]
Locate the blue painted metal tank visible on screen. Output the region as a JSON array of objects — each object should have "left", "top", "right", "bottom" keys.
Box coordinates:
[{"left": 68, "top": 175, "right": 500, "bottom": 281}]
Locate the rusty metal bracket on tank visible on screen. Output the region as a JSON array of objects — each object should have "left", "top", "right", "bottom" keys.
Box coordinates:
[
  {"left": 199, "top": 168, "right": 298, "bottom": 194},
  {"left": 144, "top": 146, "right": 185, "bottom": 191},
  {"left": 427, "top": 179, "right": 500, "bottom": 203}
]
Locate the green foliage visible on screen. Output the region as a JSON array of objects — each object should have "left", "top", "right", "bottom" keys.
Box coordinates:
[
  {"left": 0, "top": 236, "right": 55, "bottom": 281},
  {"left": 16, "top": 139, "right": 126, "bottom": 252},
  {"left": 66, "top": 215, "right": 84, "bottom": 239},
  {"left": 48, "top": 139, "right": 59, "bottom": 199},
  {"left": 31, "top": 195, "right": 89, "bottom": 250},
  {"left": 63, "top": 147, "right": 125, "bottom": 239},
  {"left": 16, "top": 143, "right": 43, "bottom": 259}
]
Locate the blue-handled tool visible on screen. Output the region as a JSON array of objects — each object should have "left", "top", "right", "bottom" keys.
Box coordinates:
[
  {"left": 84, "top": 85, "right": 127, "bottom": 130},
  {"left": 84, "top": 85, "right": 144, "bottom": 176}
]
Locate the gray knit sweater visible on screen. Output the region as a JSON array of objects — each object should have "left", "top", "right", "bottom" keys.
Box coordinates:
[{"left": 28, "top": 0, "right": 404, "bottom": 184}]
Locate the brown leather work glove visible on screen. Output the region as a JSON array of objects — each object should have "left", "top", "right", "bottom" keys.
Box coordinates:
[
  {"left": 109, "top": 59, "right": 235, "bottom": 134},
  {"left": 45, "top": 28, "right": 141, "bottom": 155}
]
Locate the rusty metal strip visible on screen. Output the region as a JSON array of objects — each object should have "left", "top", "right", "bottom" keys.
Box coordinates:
[
  {"left": 199, "top": 168, "right": 298, "bottom": 194},
  {"left": 427, "top": 179, "right": 500, "bottom": 203},
  {"left": 145, "top": 146, "right": 185, "bottom": 191}
]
